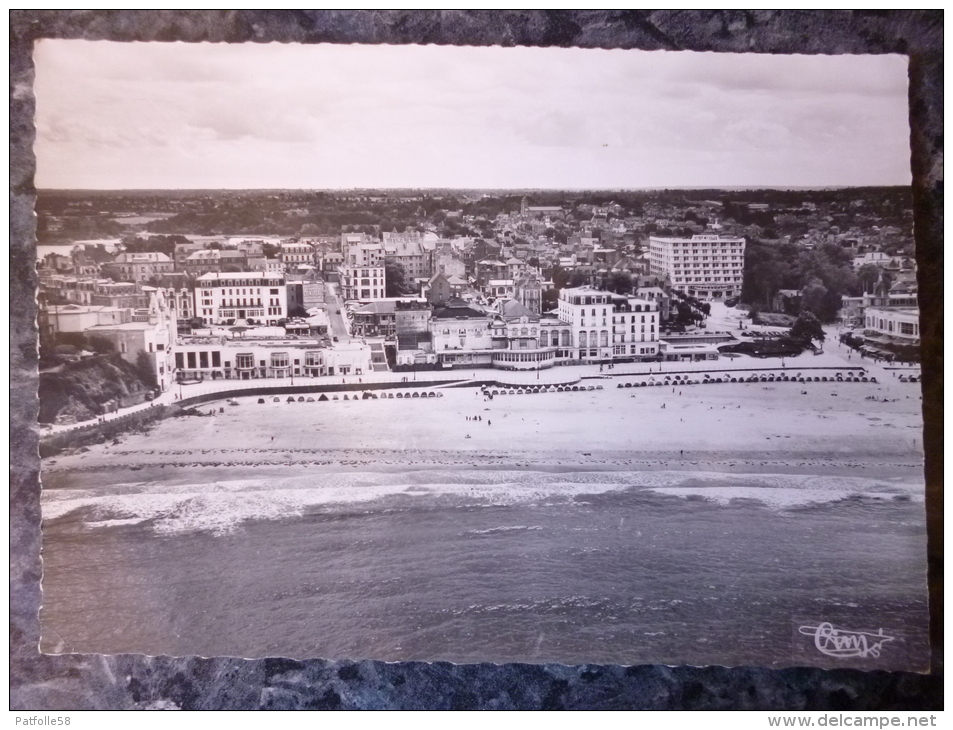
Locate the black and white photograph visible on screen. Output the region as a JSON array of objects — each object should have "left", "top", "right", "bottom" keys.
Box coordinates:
[{"left": 31, "top": 38, "right": 930, "bottom": 674}]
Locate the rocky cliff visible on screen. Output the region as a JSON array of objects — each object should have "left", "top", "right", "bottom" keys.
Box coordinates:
[{"left": 38, "top": 355, "right": 154, "bottom": 425}]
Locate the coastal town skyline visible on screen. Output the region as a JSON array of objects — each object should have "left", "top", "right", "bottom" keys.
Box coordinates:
[{"left": 34, "top": 41, "right": 911, "bottom": 190}]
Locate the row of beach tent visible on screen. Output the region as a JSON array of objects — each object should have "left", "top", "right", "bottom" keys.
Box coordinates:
[
  {"left": 255, "top": 391, "right": 446, "bottom": 404},
  {"left": 616, "top": 371, "right": 876, "bottom": 388},
  {"left": 482, "top": 384, "right": 603, "bottom": 396}
]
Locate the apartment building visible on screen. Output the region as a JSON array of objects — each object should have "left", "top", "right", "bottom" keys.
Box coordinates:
[
  {"left": 101, "top": 251, "right": 175, "bottom": 283},
  {"left": 280, "top": 241, "right": 316, "bottom": 271},
  {"left": 339, "top": 265, "right": 386, "bottom": 302}
]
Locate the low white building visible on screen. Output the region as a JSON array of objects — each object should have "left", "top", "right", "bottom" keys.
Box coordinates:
[
  {"left": 174, "top": 336, "right": 373, "bottom": 381},
  {"left": 864, "top": 307, "right": 920, "bottom": 345},
  {"left": 194, "top": 271, "right": 287, "bottom": 325}
]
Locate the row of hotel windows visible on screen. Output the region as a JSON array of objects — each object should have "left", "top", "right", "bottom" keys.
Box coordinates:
[
  {"left": 198, "top": 280, "right": 284, "bottom": 288},
  {"left": 489, "top": 342, "right": 657, "bottom": 360},
  {"left": 670, "top": 256, "right": 743, "bottom": 262},
  {"left": 660, "top": 244, "right": 743, "bottom": 250},
  {"left": 674, "top": 277, "right": 739, "bottom": 283}
]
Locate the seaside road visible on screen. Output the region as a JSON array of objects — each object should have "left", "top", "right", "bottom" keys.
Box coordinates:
[{"left": 324, "top": 284, "right": 353, "bottom": 343}]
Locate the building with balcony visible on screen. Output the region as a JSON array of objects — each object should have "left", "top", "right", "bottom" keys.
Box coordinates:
[
  {"left": 193, "top": 271, "right": 287, "bottom": 325},
  {"left": 425, "top": 298, "right": 572, "bottom": 371},
  {"left": 648, "top": 234, "right": 745, "bottom": 300},
  {"left": 557, "top": 286, "right": 660, "bottom": 362}
]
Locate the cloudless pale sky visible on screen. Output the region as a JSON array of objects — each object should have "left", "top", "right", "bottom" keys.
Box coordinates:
[{"left": 33, "top": 40, "right": 912, "bottom": 190}]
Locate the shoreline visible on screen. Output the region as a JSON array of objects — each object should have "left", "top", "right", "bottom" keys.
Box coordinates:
[{"left": 42, "top": 448, "right": 924, "bottom": 490}]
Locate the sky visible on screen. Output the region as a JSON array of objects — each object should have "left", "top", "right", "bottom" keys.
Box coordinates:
[{"left": 33, "top": 40, "right": 912, "bottom": 190}]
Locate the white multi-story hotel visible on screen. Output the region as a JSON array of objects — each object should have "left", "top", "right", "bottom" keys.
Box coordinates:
[
  {"left": 339, "top": 265, "right": 386, "bottom": 302},
  {"left": 648, "top": 234, "right": 745, "bottom": 300},
  {"left": 557, "top": 286, "right": 660, "bottom": 362},
  {"left": 194, "top": 271, "right": 287, "bottom": 325}
]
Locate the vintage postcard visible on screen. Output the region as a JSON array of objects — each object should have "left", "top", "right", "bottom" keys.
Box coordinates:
[{"left": 34, "top": 40, "right": 927, "bottom": 670}]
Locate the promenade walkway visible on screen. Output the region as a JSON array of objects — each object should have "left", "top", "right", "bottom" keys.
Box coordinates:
[{"left": 39, "top": 324, "right": 920, "bottom": 438}]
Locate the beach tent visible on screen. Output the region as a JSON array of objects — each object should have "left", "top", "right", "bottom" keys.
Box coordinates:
[
  {"left": 286, "top": 396, "right": 296, "bottom": 403},
  {"left": 258, "top": 398, "right": 265, "bottom": 404},
  {"left": 332, "top": 395, "right": 339, "bottom": 400},
  {"left": 298, "top": 396, "right": 305, "bottom": 402},
  {"left": 318, "top": 394, "right": 329, "bottom": 401},
  {"left": 273, "top": 397, "right": 280, "bottom": 402},
  {"left": 306, "top": 397, "right": 315, "bottom": 402}
]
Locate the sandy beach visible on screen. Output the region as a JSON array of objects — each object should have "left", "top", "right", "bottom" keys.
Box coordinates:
[{"left": 44, "top": 370, "right": 924, "bottom": 482}]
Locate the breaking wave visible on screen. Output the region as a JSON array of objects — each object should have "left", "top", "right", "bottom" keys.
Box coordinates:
[{"left": 41, "top": 469, "right": 924, "bottom": 536}]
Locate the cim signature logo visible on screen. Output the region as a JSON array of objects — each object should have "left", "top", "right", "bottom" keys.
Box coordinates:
[{"left": 798, "top": 622, "right": 895, "bottom": 659}]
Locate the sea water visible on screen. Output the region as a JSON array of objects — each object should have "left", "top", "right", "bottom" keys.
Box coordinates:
[{"left": 39, "top": 468, "right": 929, "bottom": 669}]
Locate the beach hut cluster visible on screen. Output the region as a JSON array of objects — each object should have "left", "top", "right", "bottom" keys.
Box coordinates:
[
  {"left": 616, "top": 370, "right": 874, "bottom": 388},
  {"left": 250, "top": 390, "right": 446, "bottom": 404},
  {"left": 481, "top": 383, "right": 603, "bottom": 396}
]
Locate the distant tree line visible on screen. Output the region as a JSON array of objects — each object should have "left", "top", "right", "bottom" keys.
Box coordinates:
[{"left": 741, "top": 240, "right": 860, "bottom": 323}]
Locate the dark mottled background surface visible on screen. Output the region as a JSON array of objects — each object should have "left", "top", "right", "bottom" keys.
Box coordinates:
[{"left": 10, "top": 10, "right": 943, "bottom": 710}]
